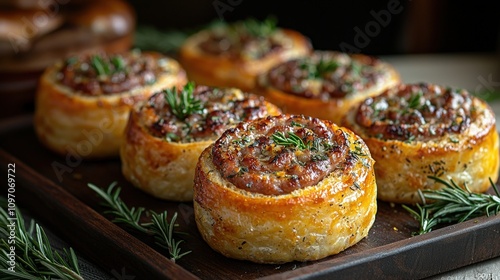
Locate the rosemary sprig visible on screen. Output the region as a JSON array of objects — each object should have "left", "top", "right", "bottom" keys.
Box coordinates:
[
  {"left": 403, "top": 176, "right": 500, "bottom": 235},
  {"left": 407, "top": 91, "right": 423, "bottom": 110},
  {"left": 111, "top": 55, "right": 126, "bottom": 72},
  {"left": 241, "top": 17, "right": 277, "bottom": 38},
  {"left": 91, "top": 55, "right": 110, "bottom": 76},
  {"left": 402, "top": 203, "right": 439, "bottom": 236},
  {"left": 164, "top": 82, "right": 203, "bottom": 121},
  {"left": 90, "top": 55, "right": 127, "bottom": 76},
  {"left": 300, "top": 58, "right": 339, "bottom": 79},
  {"left": 271, "top": 131, "right": 308, "bottom": 150},
  {"left": 146, "top": 212, "right": 190, "bottom": 260},
  {"left": 0, "top": 198, "right": 82, "bottom": 280},
  {"left": 88, "top": 183, "right": 191, "bottom": 262},
  {"left": 317, "top": 59, "right": 340, "bottom": 76}
]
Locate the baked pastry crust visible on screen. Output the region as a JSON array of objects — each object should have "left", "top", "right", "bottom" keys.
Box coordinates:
[
  {"left": 257, "top": 51, "right": 400, "bottom": 124},
  {"left": 34, "top": 51, "right": 186, "bottom": 158},
  {"left": 179, "top": 19, "right": 311, "bottom": 92},
  {"left": 342, "top": 83, "right": 499, "bottom": 204},
  {"left": 194, "top": 114, "right": 377, "bottom": 263},
  {"left": 120, "top": 85, "right": 282, "bottom": 201}
]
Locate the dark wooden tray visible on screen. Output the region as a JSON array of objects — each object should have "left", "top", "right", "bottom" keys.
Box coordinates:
[{"left": 1, "top": 115, "right": 499, "bottom": 279}]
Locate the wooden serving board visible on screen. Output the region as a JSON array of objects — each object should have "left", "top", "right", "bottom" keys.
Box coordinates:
[{"left": 1, "top": 115, "right": 499, "bottom": 279}]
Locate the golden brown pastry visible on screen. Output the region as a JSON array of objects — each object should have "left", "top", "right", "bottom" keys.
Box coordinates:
[
  {"left": 342, "top": 83, "right": 499, "bottom": 204},
  {"left": 120, "top": 83, "right": 282, "bottom": 201},
  {"left": 34, "top": 50, "right": 187, "bottom": 158},
  {"left": 257, "top": 51, "right": 400, "bottom": 124},
  {"left": 179, "top": 18, "right": 312, "bottom": 92},
  {"left": 194, "top": 114, "right": 377, "bottom": 263}
]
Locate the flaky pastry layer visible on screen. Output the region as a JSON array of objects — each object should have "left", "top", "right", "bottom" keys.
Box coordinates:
[
  {"left": 34, "top": 53, "right": 186, "bottom": 158},
  {"left": 194, "top": 120, "right": 377, "bottom": 263}
]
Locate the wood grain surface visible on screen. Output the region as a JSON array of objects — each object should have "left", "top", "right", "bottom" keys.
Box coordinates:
[{"left": 1, "top": 115, "right": 499, "bottom": 279}]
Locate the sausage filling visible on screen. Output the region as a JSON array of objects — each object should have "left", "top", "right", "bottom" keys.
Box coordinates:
[
  {"left": 212, "top": 115, "right": 365, "bottom": 195},
  {"left": 355, "top": 83, "right": 477, "bottom": 141}
]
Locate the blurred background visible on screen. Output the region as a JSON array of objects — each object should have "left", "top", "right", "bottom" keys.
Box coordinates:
[
  {"left": 127, "top": 0, "right": 500, "bottom": 55},
  {"left": 1, "top": 0, "right": 499, "bottom": 119}
]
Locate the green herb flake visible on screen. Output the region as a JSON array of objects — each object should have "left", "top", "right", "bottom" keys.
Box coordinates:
[
  {"left": 350, "top": 61, "right": 362, "bottom": 76},
  {"left": 166, "top": 132, "right": 180, "bottom": 142},
  {"left": 291, "top": 120, "right": 305, "bottom": 127},
  {"left": 449, "top": 136, "right": 459, "bottom": 143},
  {"left": 233, "top": 136, "right": 252, "bottom": 146},
  {"left": 91, "top": 55, "right": 110, "bottom": 76},
  {"left": 311, "top": 154, "right": 328, "bottom": 162},
  {"left": 404, "top": 134, "right": 416, "bottom": 144},
  {"left": 66, "top": 56, "right": 78, "bottom": 65}
]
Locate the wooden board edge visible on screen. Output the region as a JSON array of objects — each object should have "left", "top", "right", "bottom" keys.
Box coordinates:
[
  {"left": 0, "top": 148, "right": 200, "bottom": 280},
  {"left": 261, "top": 213, "right": 500, "bottom": 279}
]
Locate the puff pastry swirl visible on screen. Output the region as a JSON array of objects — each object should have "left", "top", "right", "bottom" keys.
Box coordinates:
[
  {"left": 194, "top": 114, "right": 377, "bottom": 263},
  {"left": 179, "top": 18, "right": 311, "bottom": 91},
  {"left": 120, "top": 84, "right": 282, "bottom": 201},
  {"left": 34, "top": 51, "right": 186, "bottom": 158},
  {"left": 257, "top": 51, "right": 400, "bottom": 124},
  {"left": 342, "top": 83, "right": 499, "bottom": 204}
]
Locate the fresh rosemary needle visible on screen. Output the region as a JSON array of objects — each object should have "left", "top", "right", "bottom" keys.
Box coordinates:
[
  {"left": 271, "top": 131, "right": 309, "bottom": 150},
  {"left": 88, "top": 183, "right": 191, "bottom": 262},
  {"left": 403, "top": 176, "right": 500, "bottom": 235},
  {"left": 90, "top": 55, "right": 126, "bottom": 77},
  {"left": 164, "top": 82, "right": 203, "bottom": 121},
  {"left": 0, "top": 198, "right": 82, "bottom": 280},
  {"left": 300, "top": 58, "right": 339, "bottom": 79}
]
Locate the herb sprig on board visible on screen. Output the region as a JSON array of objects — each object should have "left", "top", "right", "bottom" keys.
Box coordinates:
[
  {"left": 164, "top": 82, "right": 203, "bottom": 121},
  {"left": 88, "top": 183, "right": 191, "bottom": 262},
  {"left": 403, "top": 176, "right": 500, "bottom": 235},
  {"left": 0, "top": 198, "right": 82, "bottom": 280}
]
